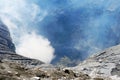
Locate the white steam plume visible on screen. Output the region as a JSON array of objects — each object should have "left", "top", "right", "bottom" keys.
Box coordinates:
[{"left": 0, "top": 0, "right": 55, "bottom": 63}]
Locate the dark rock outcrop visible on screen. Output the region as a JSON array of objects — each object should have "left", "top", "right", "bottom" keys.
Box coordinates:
[{"left": 0, "top": 20, "right": 15, "bottom": 52}]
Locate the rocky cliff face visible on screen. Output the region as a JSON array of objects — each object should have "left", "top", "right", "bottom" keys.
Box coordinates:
[
  {"left": 73, "top": 44, "right": 120, "bottom": 79},
  {"left": 0, "top": 20, "right": 15, "bottom": 53}
]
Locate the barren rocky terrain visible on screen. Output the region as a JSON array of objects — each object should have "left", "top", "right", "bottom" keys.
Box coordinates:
[{"left": 0, "top": 20, "right": 120, "bottom": 80}]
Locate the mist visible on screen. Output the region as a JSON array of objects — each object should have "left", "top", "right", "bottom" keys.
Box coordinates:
[
  {"left": 0, "top": 0, "right": 55, "bottom": 63},
  {"left": 0, "top": 0, "right": 120, "bottom": 64}
]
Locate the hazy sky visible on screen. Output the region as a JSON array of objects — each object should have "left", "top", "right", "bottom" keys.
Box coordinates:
[{"left": 0, "top": 0, "right": 120, "bottom": 64}]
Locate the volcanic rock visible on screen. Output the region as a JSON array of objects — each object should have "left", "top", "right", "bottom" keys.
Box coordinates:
[
  {"left": 0, "top": 20, "right": 15, "bottom": 53},
  {"left": 73, "top": 44, "right": 120, "bottom": 79}
]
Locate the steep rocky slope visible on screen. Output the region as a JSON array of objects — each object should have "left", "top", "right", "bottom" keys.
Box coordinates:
[
  {"left": 0, "top": 20, "right": 15, "bottom": 52},
  {"left": 73, "top": 44, "right": 120, "bottom": 80}
]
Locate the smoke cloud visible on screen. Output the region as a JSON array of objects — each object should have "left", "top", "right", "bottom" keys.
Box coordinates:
[
  {"left": 0, "top": 0, "right": 55, "bottom": 63},
  {"left": 34, "top": 0, "right": 120, "bottom": 62},
  {"left": 0, "top": 0, "right": 120, "bottom": 64},
  {"left": 17, "top": 32, "right": 55, "bottom": 63}
]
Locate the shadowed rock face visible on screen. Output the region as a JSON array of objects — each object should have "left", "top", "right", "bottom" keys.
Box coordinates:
[{"left": 0, "top": 20, "right": 15, "bottom": 52}]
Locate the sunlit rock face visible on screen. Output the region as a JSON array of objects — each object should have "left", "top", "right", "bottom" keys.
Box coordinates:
[
  {"left": 73, "top": 44, "right": 120, "bottom": 78},
  {"left": 0, "top": 20, "right": 15, "bottom": 53}
]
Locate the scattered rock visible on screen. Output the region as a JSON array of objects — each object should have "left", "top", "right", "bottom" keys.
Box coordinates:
[{"left": 94, "top": 78, "right": 104, "bottom": 80}]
